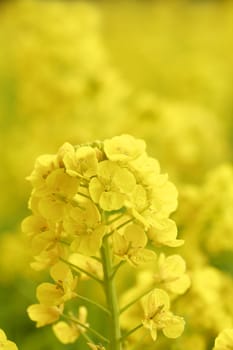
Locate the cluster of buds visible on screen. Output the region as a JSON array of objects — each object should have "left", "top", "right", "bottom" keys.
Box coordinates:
[{"left": 22, "top": 135, "right": 188, "bottom": 349}]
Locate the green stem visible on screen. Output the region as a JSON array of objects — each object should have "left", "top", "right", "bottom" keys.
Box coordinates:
[
  {"left": 63, "top": 314, "right": 109, "bottom": 344},
  {"left": 120, "top": 285, "right": 156, "bottom": 314},
  {"left": 130, "top": 331, "right": 148, "bottom": 350},
  {"left": 75, "top": 293, "right": 110, "bottom": 315},
  {"left": 101, "top": 235, "right": 122, "bottom": 350},
  {"left": 60, "top": 257, "right": 103, "bottom": 284},
  {"left": 77, "top": 191, "right": 91, "bottom": 200},
  {"left": 111, "top": 260, "right": 126, "bottom": 279},
  {"left": 81, "top": 329, "right": 93, "bottom": 343},
  {"left": 106, "top": 218, "right": 135, "bottom": 238},
  {"left": 120, "top": 324, "right": 143, "bottom": 341},
  {"left": 107, "top": 213, "right": 125, "bottom": 225}
]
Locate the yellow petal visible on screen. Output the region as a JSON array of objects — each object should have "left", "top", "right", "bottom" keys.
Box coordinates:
[
  {"left": 166, "top": 274, "right": 191, "bottom": 295},
  {"left": 159, "top": 254, "right": 186, "bottom": 280},
  {"left": 36, "top": 283, "right": 64, "bottom": 306},
  {"left": 129, "top": 248, "right": 156, "bottom": 267},
  {"left": 27, "top": 304, "right": 62, "bottom": 327},
  {"left": 124, "top": 224, "right": 147, "bottom": 248},
  {"left": 38, "top": 196, "right": 64, "bottom": 221},
  {"left": 0, "top": 329, "right": 7, "bottom": 341},
  {"left": 113, "top": 231, "right": 128, "bottom": 257},
  {"left": 71, "top": 224, "right": 106, "bottom": 256},
  {"left": 53, "top": 321, "right": 79, "bottom": 344},
  {"left": 0, "top": 330, "right": 18, "bottom": 350},
  {"left": 99, "top": 191, "right": 125, "bottom": 211},
  {"left": 214, "top": 328, "right": 233, "bottom": 350},
  {"left": 104, "top": 134, "right": 146, "bottom": 162},
  {"left": 46, "top": 168, "right": 79, "bottom": 197},
  {"left": 163, "top": 315, "right": 185, "bottom": 339},
  {"left": 75, "top": 146, "right": 98, "bottom": 177},
  {"left": 50, "top": 261, "right": 72, "bottom": 284},
  {"left": 113, "top": 168, "right": 136, "bottom": 193},
  {"left": 142, "top": 289, "right": 170, "bottom": 317},
  {"left": 89, "top": 177, "right": 104, "bottom": 203}
]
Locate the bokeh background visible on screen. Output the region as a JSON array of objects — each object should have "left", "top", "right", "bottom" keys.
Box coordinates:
[{"left": 0, "top": 0, "right": 233, "bottom": 349}]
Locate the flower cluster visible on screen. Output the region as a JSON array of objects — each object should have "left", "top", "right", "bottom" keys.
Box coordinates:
[
  {"left": 22, "top": 135, "right": 180, "bottom": 269},
  {"left": 22, "top": 135, "right": 186, "bottom": 348}
]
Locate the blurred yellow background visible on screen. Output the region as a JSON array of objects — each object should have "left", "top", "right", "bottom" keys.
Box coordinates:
[{"left": 0, "top": 1, "right": 232, "bottom": 349}]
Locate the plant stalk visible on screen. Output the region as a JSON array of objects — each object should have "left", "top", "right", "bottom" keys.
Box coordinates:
[{"left": 101, "top": 235, "right": 121, "bottom": 350}]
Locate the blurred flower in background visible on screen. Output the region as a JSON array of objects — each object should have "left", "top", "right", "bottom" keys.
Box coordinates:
[{"left": 0, "top": 0, "right": 232, "bottom": 349}]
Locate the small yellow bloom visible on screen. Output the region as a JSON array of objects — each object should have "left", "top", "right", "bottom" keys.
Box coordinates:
[
  {"left": 23, "top": 217, "right": 64, "bottom": 271},
  {"left": 64, "top": 200, "right": 105, "bottom": 256},
  {"left": 0, "top": 329, "right": 18, "bottom": 350},
  {"left": 104, "top": 134, "right": 146, "bottom": 162},
  {"left": 36, "top": 262, "right": 77, "bottom": 306},
  {"left": 89, "top": 160, "right": 136, "bottom": 211},
  {"left": 27, "top": 154, "right": 59, "bottom": 193},
  {"left": 155, "top": 253, "right": 191, "bottom": 295},
  {"left": 126, "top": 184, "right": 148, "bottom": 218},
  {"left": 113, "top": 224, "right": 156, "bottom": 266},
  {"left": 63, "top": 145, "right": 98, "bottom": 178},
  {"left": 142, "top": 289, "right": 185, "bottom": 341},
  {"left": 52, "top": 321, "right": 80, "bottom": 344},
  {"left": 50, "top": 261, "right": 78, "bottom": 301},
  {"left": 53, "top": 306, "right": 88, "bottom": 344},
  {"left": 147, "top": 218, "right": 184, "bottom": 247},
  {"left": 36, "top": 168, "right": 79, "bottom": 221}
]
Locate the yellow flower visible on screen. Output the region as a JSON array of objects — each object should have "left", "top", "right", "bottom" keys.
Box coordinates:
[
  {"left": 63, "top": 145, "right": 98, "bottom": 178},
  {"left": 45, "top": 168, "right": 79, "bottom": 198},
  {"left": 113, "top": 224, "right": 156, "bottom": 266},
  {"left": 126, "top": 184, "right": 148, "bottom": 218},
  {"left": 149, "top": 177, "right": 178, "bottom": 216},
  {"left": 21, "top": 215, "right": 48, "bottom": 237},
  {"left": 89, "top": 160, "right": 136, "bottom": 211},
  {"left": 213, "top": 328, "right": 233, "bottom": 350},
  {"left": 52, "top": 306, "right": 88, "bottom": 344},
  {"left": 147, "top": 218, "right": 184, "bottom": 247},
  {"left": 27, "top": 304, "right": 63, "bottom": 327},
  {"left": 128, "top": 153, "right": 160, "bottom": 181},
  {"left": 53, "top": 306, "right": 88, "bottom": 344},
  {"left": 22, "top": 215, "right": 65, "bottom": 270},
  {"left": 0, "top": 329, "right": 18, "bottom": 350},
  {"left": 27, "top": 154, "right": 59, "bottom": 194},
  {"left": 50, "top": 261, "right": 78, "bottom": 299},
  {"left": 155, "top": 253, "right": 191, "bottom": 295},
  {"left": 37, "top": 168, "right": 79, "bottom": 221},
  {"left": 63, "top": 200, "right": 105, "bottom": 256},
  {"left": 36, "top": 262, "right": 77, "bottom": 306},
  {"left": 142, "top": 289, "right": 185, "bottom": 341},
  {"left": 104, "top": 134, "right": 146, "bottom": 162},
  {"left": 52, "top": 321, "right": 80, "bottom": 344}
]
